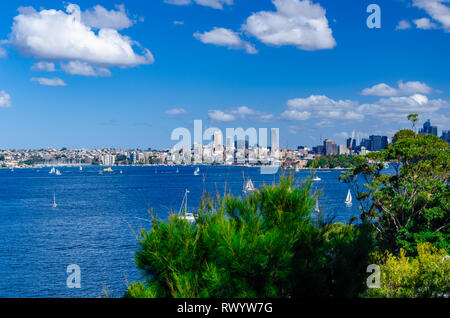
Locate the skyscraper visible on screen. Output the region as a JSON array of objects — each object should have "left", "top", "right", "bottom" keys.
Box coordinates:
[
  {"left": 213, "top": 130, "right": 223, "bottom": 149},
  {"left": 270, "top": 128, "right": 279, "bottom": 152},
  {"left": 346, "top": 138, "right": 356, "bottom": 150},
  {"left": 419, "top": 119, "right": 438, "bottom": 136},
  {"left": 441, "top": 130, "right": 450, "bottom": 143},
  {"left": 323, "top": 139, "right": 338, "bottom": 155}
]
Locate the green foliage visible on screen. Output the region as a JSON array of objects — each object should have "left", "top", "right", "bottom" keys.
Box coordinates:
[
  {"left": 340, "top": 123, "right": 449, "bottom": 255},
  {"left": 367, "top": 243, "right": 450, "bottom": 298},
  {"left": 126, "top": 175, "right": 374, "bottom": 298},
  {"left": 307, "top": 155, "right": 356, "bottom": 169}
]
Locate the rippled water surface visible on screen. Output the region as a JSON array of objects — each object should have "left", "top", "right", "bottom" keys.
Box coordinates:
[{"left": 0, "top": 166, "right": 361, "bottom": 297}]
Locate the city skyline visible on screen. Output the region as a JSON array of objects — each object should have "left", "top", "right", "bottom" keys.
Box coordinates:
[{"left": 0, "top": 0, "right": 449, "bottom": 149}]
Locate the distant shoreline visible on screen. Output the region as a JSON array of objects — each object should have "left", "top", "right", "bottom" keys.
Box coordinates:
[{"left": 1, "top": 164, "right": 351, "bottom": 171}]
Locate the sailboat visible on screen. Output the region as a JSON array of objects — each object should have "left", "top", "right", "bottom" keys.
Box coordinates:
[
  {"left": 345, "top": 189, "right": 352, "bottom": 206},
  {"left": 312, "top": 176, "right": 321, "bottom": 181},
  {"left": 79, "top": 166, "right": 83, "bottom": 171},
  {"left": 243, "top": 178, "right": 256, "bottom": 194},
  {"left": 49, "top": 167, "right": 56, "bottom": 174},
  {"left": 194, "top": 167, "right": 200, "bottom": 176},
  {"left": 179, "top": 189, "right": 196, "bottom": 223},
  {"left": 55, "top": 169, "right": 62, "bottom": 176},
  {"left": 295, "top": 166, "right": 300, "bottom": 172},
  {"left": 315, "top": 198, "right": 320, "bottom": 213},
  {"left": 52, "top": 192, "right": 57, "bottom": 208},
  {"left": 176, "top": 167, "right": 179, "bottom": 174}
]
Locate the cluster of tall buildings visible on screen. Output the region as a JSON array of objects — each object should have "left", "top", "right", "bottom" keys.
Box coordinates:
[{"left": 419, "top": 119, "right": 450, "bottom": 143}]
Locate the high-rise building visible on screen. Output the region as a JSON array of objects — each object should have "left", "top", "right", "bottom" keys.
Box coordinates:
[
  {"left": 213, "top": 130, "right": 223, "bottom": 149},
  {"left": 441, "top": 130, "right": 450, "bottom": 143},
  {"left": 369, "top": 135, "right": 383, "bottom": 151},
  {"left": 419, "top": 119, "right": 438, "bottom": 136},
  {"left": 270, "top": 128, "right": 279, "bottom": 152},
  {"left": 360, "top": 138, "right": 371, "bottom": 150},
  {"left": 346, "top": 138, "right": 356, "bottom": 151},
  {"left": 312, "top": 145, "right": 324, "bottom": 155},
  {"left": 323, "top": 139, "right": 338, "bottom": 155},
  {"left": 381, "top": 136, "right": 389, "bottom": 149}
]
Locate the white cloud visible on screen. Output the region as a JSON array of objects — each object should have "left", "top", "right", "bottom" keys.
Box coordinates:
[
  {"left": 395, "top": 20, "right": 412, "bottom": 30},
  {"left": 9, "top": 4, "right": 154, "bottom": 71},
  {"left": 166, "top": 108, "right": 188, "bottom": 115},
  {"left": 357, "top": 94, "right": 449, "bottom": 122},
  {"left": 413, "top": 17, "right": 439, "bottom": 30},
  {"left": 61, "top": 61, "right": 111, "bottom": 77},
  {"left": 412, "top": 0, "right": 450, "bottom": 31},
  {"left": 243, "top": 0, "right": 336, "bottom": 51},
  {"left": 208, "top": 110, "right": 236, "bottom": 122},
  {"left": 208, "top": 106, "right": 272, "bottom": 122},
  {"left": 165, "top": 0, "right": 233, "bottom": 10},
  {"left": 31, "top": 61, "right": 55, "bottom": 72},
  {"left": 280, "top": 92, "right": 449, "bottom": 128},
  {"left": 80, "top": 4, "right": 135, "bottom": 30},
  {"left": 194, "top": 27, "right": 257, "bottom": 54},
  {"left": 0, "top": 91, "right": 12, "bottom": 107},
  {"left": 31, "top": 77, "right": 67, "bottom": 87},
  {"left": 281, "top": 95, "right": 361, "bottom": 122},
  {"left": 362, "top": 80, "right": 434, "bottom": 97}
]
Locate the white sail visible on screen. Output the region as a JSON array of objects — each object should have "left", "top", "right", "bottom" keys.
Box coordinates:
[
  {"left": 55, "top": 169, "right": 62, "bottom": 176},
  {"left": 194, "top": 168, "right": 200, "bottom": 176},
  {"left": 244, "top": 179, "right": 255, "bottom": 193},
  {"left": 345, "top": 189, "right": 352, "bottom": 205},
  {"left": 315, "top": 198, "right": 320, "bottom": 212}
]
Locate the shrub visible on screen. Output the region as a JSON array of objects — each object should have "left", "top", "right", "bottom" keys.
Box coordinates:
[{"left": 367, "top": 243, "right": 449, "bottom": 298}]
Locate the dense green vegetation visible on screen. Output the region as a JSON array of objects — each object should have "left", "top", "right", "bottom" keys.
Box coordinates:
[
  {"left": 127, "top": 115, "right": 448, "bottom": 298},
  {"left": 340, "top": 128, "right": 449, "bottom": 255},
  {"left": 367, "top": 243, "right": 449, "bottom": 298},
  {"left": 126, "top": 176, "right": 374, "bottom": 298},
  {"left": 306, "top": 155, "right": 356, "bottom": 169}
]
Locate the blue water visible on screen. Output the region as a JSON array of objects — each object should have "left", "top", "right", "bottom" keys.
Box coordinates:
[{"left": 0, "top": 166, "right": 360, "bottom": 298}]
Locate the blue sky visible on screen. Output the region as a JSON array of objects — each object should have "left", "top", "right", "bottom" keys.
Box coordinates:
[{"left": 0, "top": 0, "right": 449, "bottom": 149}]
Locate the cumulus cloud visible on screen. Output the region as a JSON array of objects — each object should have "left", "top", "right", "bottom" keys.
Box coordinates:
[
  {"left": 194, "top": 27, "right": 257, "bottom": 54},
  {"left": 80, "top": 4, "right": 135, "bottom": 30},
  {"left": 414, "top": 17, "right": 439, "bottom": 30},
  {"left": 395, "top": 20, "right": 412, "bottom": 30},
  {"left": 0, "top": 91, "right": 12, "bottom": 107},
  {"left": 165, "top": 108, "right": 188, "bottom": 115},
  {"left": 243, "top": 0, "right": 336, "bottom": 51},
  {"left": 165, "top": 0, "right": 233, "bottom": 10},
  {"left": 362, "top": 80, "right": 434, "bottom": 97},
  {"left": 280, "top": 92, "right": 449, "bottom": 128},
  {"left": 412, "top": 0, "right": 450, "bottom": 31},
  {"left": 281, "top": 95, "right": 361, "bottom": 122},
  {"left": 31, "top": 77, "right": 67, "bottom": 87},
  {"left": 357, "top": 94, "right": 449, "bottom": 122},
  {"left": 61, "top": 61, "right": 111, "bottom": 77},
  {"left": 9, "top": 3, "right": 154, "bottom": 76},
  {"left": 31, "top": 61, "right": 56, "bottom": 72},
  {"left": 208, "top": 106, "right": 273, "bottom": 122},
  {"left": 208, "top": 110, "right": 236, "bottom": 122}
]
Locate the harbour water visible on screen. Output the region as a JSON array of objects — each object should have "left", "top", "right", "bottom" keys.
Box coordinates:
[{"left": 0, "top": 166, "right": 361, "bottom": 298}]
